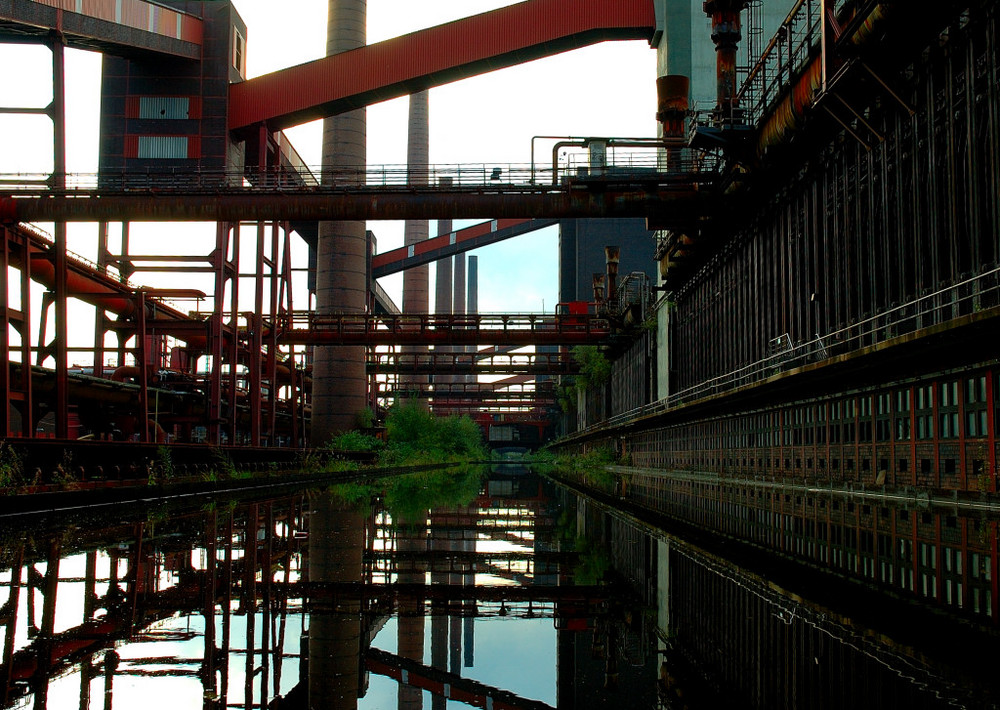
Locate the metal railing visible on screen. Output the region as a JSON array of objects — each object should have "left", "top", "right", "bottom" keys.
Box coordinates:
[
  {"left": 0, "top": 152, "right": 720, "bottom": 196},
  {"left": 574, "top": 266, "right": 1000, "bottom": 437},
  {"left": 287, "top": 311, "right": 612, "bottom": 335},
  {"left": 14, "top": 221, "right": 132, "bottom": 288},
  {"left": 733, "top": 0, "right": 853, "bottom": 126}
]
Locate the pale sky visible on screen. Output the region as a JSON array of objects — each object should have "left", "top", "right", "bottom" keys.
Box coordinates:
[{"left": 1, "top": 0, "right": 658, "bottom": 360}]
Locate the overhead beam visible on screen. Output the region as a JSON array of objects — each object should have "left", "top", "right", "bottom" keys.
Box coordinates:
[
  {"left": 228, "top": 0, "right": 655, "bottom": 132},
  {"left": 1, "top": 187, "right": 705, "bottom": 223},
  {"left": 372, "top": 218, "right": 558, "bottom": 278},
  {"left": 0, "top": 0, "right": 202, "bottom": 58}
]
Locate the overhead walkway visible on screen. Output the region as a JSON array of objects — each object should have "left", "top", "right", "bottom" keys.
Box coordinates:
[
  {"left": 368, "top": 351, "right": 577, "bottom": 376},
  {"left": 228, "top": 0, "right": 658, "bottom": 131},
  {"left": 278, "top": 312, "right": 611, "bottom": 347},
  {"left": 0, "top": 0, "right": 202, "bottom": 58}
]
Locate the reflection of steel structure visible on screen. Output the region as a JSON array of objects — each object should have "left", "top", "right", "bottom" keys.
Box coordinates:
[
  {"left": 0, "top": 496, "right": 307, "bottom": 708},
  {"left": 368, "top": 351, "right": 579, "bottom": 376},
  {"left": 0, "top": 474, "right": 623, "bottom": 708}
]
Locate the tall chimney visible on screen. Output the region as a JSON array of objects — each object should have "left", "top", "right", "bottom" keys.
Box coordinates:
[{"left": 312, "top": 0, "right": 368, "bottom": 443}]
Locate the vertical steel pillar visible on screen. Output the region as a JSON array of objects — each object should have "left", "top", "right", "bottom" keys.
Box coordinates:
[
  {"left": 265, "top": 222, "right": 282, "bottom": 445},
  {"left": 135, "top": 290, "right": 150, "bottom": 442},
  {"left": 1, "top": 228, "right": 11, "bottom": 437},
  {"left": 209, "top": 223, "right": 234, "bottom": 445},
  {"left": 93, "top": 222, "right": 110, "bottom": 381},
  {"left": 50, "top": 36, "right": 69, "bottom": 439}
]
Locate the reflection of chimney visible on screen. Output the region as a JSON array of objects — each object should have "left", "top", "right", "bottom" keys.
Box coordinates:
[
  {"left": 397, "top": 515, "right": 427, "bottom": 710},
  {"left": 605, "top": 246, "right": 620, "bottom": 302},
  {"left": 464, "top": 616, "right": 475, "bottom": 668},
  {"left": 308, "top": 494, "right": 364, "bottom": 710}
]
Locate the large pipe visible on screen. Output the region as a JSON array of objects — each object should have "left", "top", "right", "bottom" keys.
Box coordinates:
[
  {"left": 656, "top": 75, "right": 690, "bottom": 169},
  {"left": 704, "top": 0, "right": 748, "bottom": 123},
  {"left": 312, "top": 0, "right": 369, "bottom": 443},
  {"left": 605, "top": 246, "right": 620, "bottom": 302}
]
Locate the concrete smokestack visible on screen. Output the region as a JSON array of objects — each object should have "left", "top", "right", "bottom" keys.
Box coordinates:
[
  {"left": 465, "top": 256, "right": 478, "bottom": 386},
  {"left": 312, "top": 0, "right": 368, "bottom": 443},
  {"left": 401, "top": 91, "right": 430, "bottom": 400},
  {"left": 433, "top": 178, "right": 453, "bottom": 315},
  {"left": 467, "top": 255, "right": 479, "bottom": 315},
  {"left": 433, "top": 179, "right": 454, "bottom": 394},
  {"left": 453, "top": 250, "right": 466, "bottom": 317},
  {"left": 402, "top": 90, "right": 429, "bottom": 314}
]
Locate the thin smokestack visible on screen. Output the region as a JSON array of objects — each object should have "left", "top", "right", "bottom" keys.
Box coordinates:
[{"left": 467, "top": 255, "right": 478, "bottom": 315}]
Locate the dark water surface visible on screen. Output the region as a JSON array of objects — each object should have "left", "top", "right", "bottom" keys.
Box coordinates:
[{"left": 0, "top": 465, "right": 996, "bottom": 709}]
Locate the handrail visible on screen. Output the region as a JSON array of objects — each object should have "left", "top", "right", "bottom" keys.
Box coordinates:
[{"left": 573, "top": 266, "right": 1000, "bottom": 437}]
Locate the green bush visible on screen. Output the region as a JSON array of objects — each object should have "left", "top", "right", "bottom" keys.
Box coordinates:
[
  {"left": 571, "top": 346, "right": 611, "bottom": 391},
  {"left": 379, "top": 399, "right": 487, "bottom": 466},
  {"left": 328, "top": 430, "right": 384, "bottom": 453}
]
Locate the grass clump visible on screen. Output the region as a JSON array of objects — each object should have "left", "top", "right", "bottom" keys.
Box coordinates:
[
  {"left": 0, "top": 442, "right": 26, "bottom": 488},
  {"left": 538, "top": 446, "right": 620, "bottom": 494}
]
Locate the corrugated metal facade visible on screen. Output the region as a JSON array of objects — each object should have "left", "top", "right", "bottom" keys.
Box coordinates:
[
  {"left": 138, "top": 96, "right": 191, "bottom": 120},
  {"left": 28, "top": 0, "right": 202, "bottom": 44}
]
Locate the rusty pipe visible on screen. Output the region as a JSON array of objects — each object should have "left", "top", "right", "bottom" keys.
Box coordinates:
[
  {"left": 704, "top": 0, "right": 748, "bottom": 123},
  {"left": 605, "top": 245, "right": 620, "bottom": 302},
  {"left": 593, "top": 273, "right": 606, "bottom": 304}
]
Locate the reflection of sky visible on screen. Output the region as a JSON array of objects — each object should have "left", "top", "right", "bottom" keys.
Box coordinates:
[{"left": 367, "top": 617, "right": 557, "bottom": 709}]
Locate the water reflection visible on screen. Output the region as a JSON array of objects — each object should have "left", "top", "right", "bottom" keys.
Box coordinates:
[{"left": 0, "top": 466, "right": 996, "bottom": 709}]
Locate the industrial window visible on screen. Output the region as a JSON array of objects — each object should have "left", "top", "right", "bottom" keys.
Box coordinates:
[
  {"left": 233, "top": 28, "right": 246, "bottom": 76},
  {"left": 139, "top": 96, "right": 190, "bottom": 119},
  {"left": 137, "top": 136, "right": 189, "bottom": 159}
]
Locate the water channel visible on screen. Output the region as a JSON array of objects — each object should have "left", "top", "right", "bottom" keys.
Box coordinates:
[{"left": 0, "top": 465, "right": 997, "bottom": 709}]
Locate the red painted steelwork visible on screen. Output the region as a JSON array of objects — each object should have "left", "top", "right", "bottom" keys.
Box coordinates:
[
  {"left": 4, "top": 223, "right": 210, "bottom": 349},
  {"left": 228, "top": 0, "right": 656, "bottom": 131},
  {"left": 280, "top": 313, "right": 611, "bottom": 347},
  {"left": 0, "top": 0, "right": 203, "bottom": 50},
  {"left": 366, "top": 647, "right": 555, "bottom": 710},
  {"left": 372, "top": 218, "right": 557, "bottom": 277}
]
